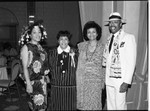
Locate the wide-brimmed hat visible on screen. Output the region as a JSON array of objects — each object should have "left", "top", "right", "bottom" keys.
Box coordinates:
[{"left": 105, "top": 12, "right": 126, "bottom": 26}]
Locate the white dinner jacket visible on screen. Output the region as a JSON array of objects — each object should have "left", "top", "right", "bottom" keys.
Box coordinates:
[{"left": 103, "top": 30, "right": 137, "bottom": 87}]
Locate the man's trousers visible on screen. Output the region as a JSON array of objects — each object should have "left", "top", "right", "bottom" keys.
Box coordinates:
[{"left": 106, "top": 85, "right": 127, "bottom": 110}]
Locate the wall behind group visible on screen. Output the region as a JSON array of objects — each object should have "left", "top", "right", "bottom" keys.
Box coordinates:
[
  {"left": 0, "top": 2, "right": 82, "bottom": 49},
  {"left": 0, "top": 2, "right": 27, "bottom": 49},
  {"left": 36, "top": 1, "right": 82, "bottom": 48}
]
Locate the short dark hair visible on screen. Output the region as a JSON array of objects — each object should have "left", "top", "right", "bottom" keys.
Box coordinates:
[
  {"left": 83, "top": 21, "right": 102, "bottom": 41},
  {"left": 56, "top": 30, "right": 72, "bottom": 40}
]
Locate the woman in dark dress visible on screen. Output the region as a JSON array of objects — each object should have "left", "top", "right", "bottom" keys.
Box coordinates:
[
  {"left": 20, "top": 20, "right": 50, "bottom": 111},
  {"left": 48, "top": 30, "right": 78, "bottom": 110}
]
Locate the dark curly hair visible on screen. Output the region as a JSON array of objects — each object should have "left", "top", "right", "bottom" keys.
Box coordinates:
[
  {"left": 28, "top": 20, "right": 44, "bottom": 36},
  {"left": 19, "top": 19, "right": 47, "bottom": 46},
  {"left": 83, "top": 21, "right": 102, "bottom": 41},
  {"left": 56, "top": 30, "right": 72, "bottom": 40}
]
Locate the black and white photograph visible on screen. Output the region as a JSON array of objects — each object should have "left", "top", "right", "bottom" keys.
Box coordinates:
[{"left": 0, "top": 1, "right": 148, "bottom": 111}]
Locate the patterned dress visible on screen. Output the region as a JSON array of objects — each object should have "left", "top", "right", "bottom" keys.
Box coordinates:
[
  {"left": 21, "top": 43, "right": 49, "bottom": 111},
  {"left": 48, "top": 47, "right": 78, "bottom": 110},
  {"left": 76, "top": 41, "right": 105, "bottom": 110}
]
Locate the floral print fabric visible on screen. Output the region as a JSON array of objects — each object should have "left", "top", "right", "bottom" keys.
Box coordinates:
[{"left": 25, "top": 43, "right": 49, "bottom": 111}]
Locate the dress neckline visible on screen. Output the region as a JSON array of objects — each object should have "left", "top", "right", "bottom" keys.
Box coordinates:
[{"left": 85, "top": 41, "right": 99, "bottom": 62}]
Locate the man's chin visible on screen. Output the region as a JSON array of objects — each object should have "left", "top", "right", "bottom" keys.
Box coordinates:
[
  {"left": 109, "top": 29, "right": 115, "bottom": 34},
  {"left": 110, "top": 30, "right": 117, "bottom": 34}
]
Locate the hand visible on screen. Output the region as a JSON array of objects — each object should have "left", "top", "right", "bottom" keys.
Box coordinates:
[
  {"left": 45, "top": 75, "right": 50, "bottom": 83},
  {"left": 119, "top": 82, "right": 128, "bottom": 93},
  {"left": 26, "top": 84, "right": 33, "bottom": 94}
]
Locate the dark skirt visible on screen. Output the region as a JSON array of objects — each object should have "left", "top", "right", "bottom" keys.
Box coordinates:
[{"left": 50, "top": 85, "right": 76, "bottom": 110}]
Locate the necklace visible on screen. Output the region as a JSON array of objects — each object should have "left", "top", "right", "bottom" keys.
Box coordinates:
[{"left": 85, "top": 41, "right": 98, "bottom": 62}]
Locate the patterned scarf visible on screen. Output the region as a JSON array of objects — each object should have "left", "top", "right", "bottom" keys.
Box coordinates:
[{"left": 109, "top": 30, "right": 122, "bottom": 78}]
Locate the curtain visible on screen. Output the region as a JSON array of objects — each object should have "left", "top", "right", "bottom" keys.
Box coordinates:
[
  {"left": 79, "top": 1, "right": 105, "bottom": 43},
  {"left": 132, "top": 1, "right": 148, "bottom": 110}
]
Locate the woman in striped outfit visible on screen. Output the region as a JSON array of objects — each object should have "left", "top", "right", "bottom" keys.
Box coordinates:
[{"left": 48, "top": 30, "right": 78, "bottom": 110}]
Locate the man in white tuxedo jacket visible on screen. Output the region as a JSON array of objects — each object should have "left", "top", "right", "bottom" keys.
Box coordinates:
[{"left": 102, "top": 12, "right": 137, "bottom": 110}]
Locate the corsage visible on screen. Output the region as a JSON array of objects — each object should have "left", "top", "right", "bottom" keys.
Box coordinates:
[{"left": 69, "top": 49, "right": 75, "bottom": 67}]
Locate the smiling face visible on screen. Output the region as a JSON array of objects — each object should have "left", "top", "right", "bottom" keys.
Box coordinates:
[
  {"left": 58, "top": 36, "right": 69, "bottom": 50},
  {"left": 30, "top": 26, "right": 42, "bottom": 43},
  {"left": 109, "top": 20, "right": 122, "bottom": 34},
  {"left": 87, "top": 28, "right": 98, "bottom": 41}
]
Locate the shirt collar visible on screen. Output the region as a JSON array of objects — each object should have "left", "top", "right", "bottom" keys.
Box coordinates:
[
  {"left": 112, "top": 29, "right": 122, "bottom": 37},
  {"left": 57, "top": 46, "right": 71, "bottom": 54}
]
